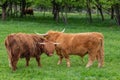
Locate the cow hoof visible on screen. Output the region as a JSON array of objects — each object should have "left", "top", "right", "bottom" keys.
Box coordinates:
[
  {"left": 12, "top": 67, "right": 17, "bottom": 71},
  {"left": 67, "top": 66, "right": 70, "bottom": 68},
  {"left": 98, "top": 65, "right": 103, "bottom": 68},
  {"left": 57, "top": 63, "right": 60, "bottom": 65},
  {"left": 38, "top": 65, "right": 42, "bottom": 67},
  {"left": 67, "top": 65, "right": 70, "bottom": 67},
  {"left": 86, "top": 65, "right": 90, "bottom": 68},
  {"left": 57, "top": 62, "right": 61, "bottom": 65},
  {"left": 9, "top": 65, "right": 12, "bottom": 68}
]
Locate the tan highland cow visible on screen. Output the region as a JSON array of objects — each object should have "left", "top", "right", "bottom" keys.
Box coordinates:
[{"left": 40, "top": 30, "right": 104, "bottom": 68}]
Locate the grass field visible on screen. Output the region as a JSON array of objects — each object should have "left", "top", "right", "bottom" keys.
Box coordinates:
[{"left": 0, "top": 12, "right": 120, "bottom": 80}]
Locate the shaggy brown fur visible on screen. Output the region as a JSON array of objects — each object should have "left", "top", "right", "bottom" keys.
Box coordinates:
[
  {"left": 5, "top": 33, "right": 55, "bottom": 71},
  {"left": 44, "top": 31, "right": 104, "bottom": 68}
]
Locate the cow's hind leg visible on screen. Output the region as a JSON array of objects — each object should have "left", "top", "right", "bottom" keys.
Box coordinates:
[
  {"left": 86, "top": 51, "right": 96, "bottom": 68},
  {"left": 36, "top": 56, "right": 41, "bottom": 67},
  {"left": 96, "top": 50, "right": 104, "bottom": 68},
  {"left": 25, "top": 57, "right": 30, "bottom": 66}
]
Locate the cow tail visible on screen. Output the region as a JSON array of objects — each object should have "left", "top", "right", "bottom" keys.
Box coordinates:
[{"left": 5, "top": 36, "right": 13, "bottom": 68}]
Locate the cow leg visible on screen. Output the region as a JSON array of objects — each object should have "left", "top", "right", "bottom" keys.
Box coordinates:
[
  {"left": 10, "top": 52, "right": 20, "bottom": 71},
  {"left": 36, "top": 56, "right": 41, "bottom": 67},
  {"left": 11, "top": 58, "right": 19, "bottom": 71},
  {"left": 65, "top": 56, "right": 70, "bottom": 67},
  {"left": 96, "top": 50, "right": 104, "bottom": 68},
  {"left": 86, "top": 53, "right": 96, "bottom": 68},
  {"left": 8, "top": 56, "right": 12, "bottom": 68},
  {"left": 25, "top": 57, "right": 30, "bottom": 66},
  {"left": 6, "top": 49, "right": 12, "bottom": 68},
  {"left": 57, "top": 56, "right": 63, "bottom": 65},
  {"left": 8, "top": 59, "right": 12, "bottom": 68},
  {"left": 100, "top": 52, "right": 104, "bottom": 68},
  {"left": 56, "top": 49, "right": 63, "bottom": 65},
  {"left": 96, "top": 53, "right": 102, "bottom": 68}
]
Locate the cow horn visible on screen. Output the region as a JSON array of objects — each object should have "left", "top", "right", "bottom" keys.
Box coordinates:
[
  {"left": 39, "top": 43, "right": 46, "bottom": 44},
  {"left": 53, "top": 43, "right": 60, "bottom": 45},
  {"left": 35, "top": 32, "right": 40, "bottom": 35},
  {"left": 61, "top": 28, "right": 65, "bottom": 33},
  {"left": 35, "top": 32, "right": 48, "bottom": 36}
]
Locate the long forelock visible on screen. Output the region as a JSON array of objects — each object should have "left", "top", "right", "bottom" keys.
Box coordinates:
[{"left": 46, "top": 31, "right": 62, "bottom": 42}]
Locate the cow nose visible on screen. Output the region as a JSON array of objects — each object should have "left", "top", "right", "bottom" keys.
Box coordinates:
[{"left": 49, "top": 53, "right": 53, "bottom": 56}]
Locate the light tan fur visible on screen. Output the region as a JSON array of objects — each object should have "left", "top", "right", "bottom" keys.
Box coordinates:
[{"left": 45, "top": 31, "right": 104, "bottom": 68}]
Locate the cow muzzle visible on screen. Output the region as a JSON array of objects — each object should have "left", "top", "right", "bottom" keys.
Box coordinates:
[
  {"left": 47, "top": 53, "right": 53, "bottom": 57},
  {"left": 48, "top": 53, "right": 53, "bottom": 56}
]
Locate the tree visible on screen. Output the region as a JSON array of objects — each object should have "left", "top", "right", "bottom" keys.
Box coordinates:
[
  {"left": 107, "top": 0, "right": 120, "bottom": 25},
  {"left": 86, "top": 0, "right": 92, "bottom": 22},
  {"left": 94, "top": 0, "right": 104, "bottom": 21},
  {"left": 20, "top": 0, "right": 26, "bottom": 17},
  {"left": 0, "top": 0, "right": 8, "bottom": 20}
]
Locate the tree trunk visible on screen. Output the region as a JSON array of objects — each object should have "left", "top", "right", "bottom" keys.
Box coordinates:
[
  {"left": 61, "top": 5, "right": 68, "bottom": 24},
  {"left": 1, "top": 1, "right": 8, "bottom": 20},
  {"left": 114, "top": 4, "right": 120, "bottom": 26},
  {"left": 98, "top": 5, "right": 104, "bottom": 21},
  {"left": 20, "top": 0, "right": 26, "bottom": 17},
  {"left": 95, "top": 0, "right": 104, "bottom": 21},
  {"left": 86, "top": 0, "right": 92, "bottom": 22},
  {"left": 61, "top": 7, "right": 67, "bottom": 24},
  {"left": 52, "top": 0, "right": 60, "bottom": 22},
  {"left": 2, "top": 7, "right": 6, "bottom": 20},
  {"left": 13, "top": 2, "right": 18, "bottom": 17},
  {"left": 7, "top": 0, "right": 13, "bottom": 16},
  {"left": 52, "top": 0, "right": 56, "bottom": 20},
  {"left": 111, "top": 5, "right": 114, "bottom": 19}
]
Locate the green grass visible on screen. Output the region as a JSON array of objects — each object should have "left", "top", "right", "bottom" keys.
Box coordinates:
[{"left": 0, "top": 12, "right": 120, "bottom": 80}]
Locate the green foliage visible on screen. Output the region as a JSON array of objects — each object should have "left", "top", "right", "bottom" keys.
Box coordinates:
[
  {"left": 34, "top": 0, "right": 52, "bottom": 8},
  {"left": 0, "top": 0, "right": 6, "bottom": 5},
  {"left": 0, "top": 12, "right": 120, "bottom": 80}
]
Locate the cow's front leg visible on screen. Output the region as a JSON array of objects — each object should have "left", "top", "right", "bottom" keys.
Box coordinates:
[
  {"left": 36, "top": 56, "right": 41, "bottom": 67},
  {"left": 8, "top": 57, "right": 12, "bottom": 68},
  {"left": 65, "top": 56, "right": 70, "bottom": 67},
  {"left": 57, "top": 56, "right": 63, "bottom": 65},
  {"left": 86, "top": 53, "right": 96, "bottom": 68},
  {"left": 11, "top": 58, "right": 19, "bottom": 71},
  {"left": 25, "top": 57, "right": 30, "bottom": 66}
]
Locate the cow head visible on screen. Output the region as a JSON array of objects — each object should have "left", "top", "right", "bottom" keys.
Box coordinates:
[
  {"left": 44, "top": 31, "right": 63, "bottom": 42},
  {"left": 39, "top": 40, "right": 59, "bottom": 56}
]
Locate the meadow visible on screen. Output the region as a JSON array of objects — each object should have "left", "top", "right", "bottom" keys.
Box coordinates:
[{"left": 0, "top": 12, "right": 120, "bottom": 80}]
